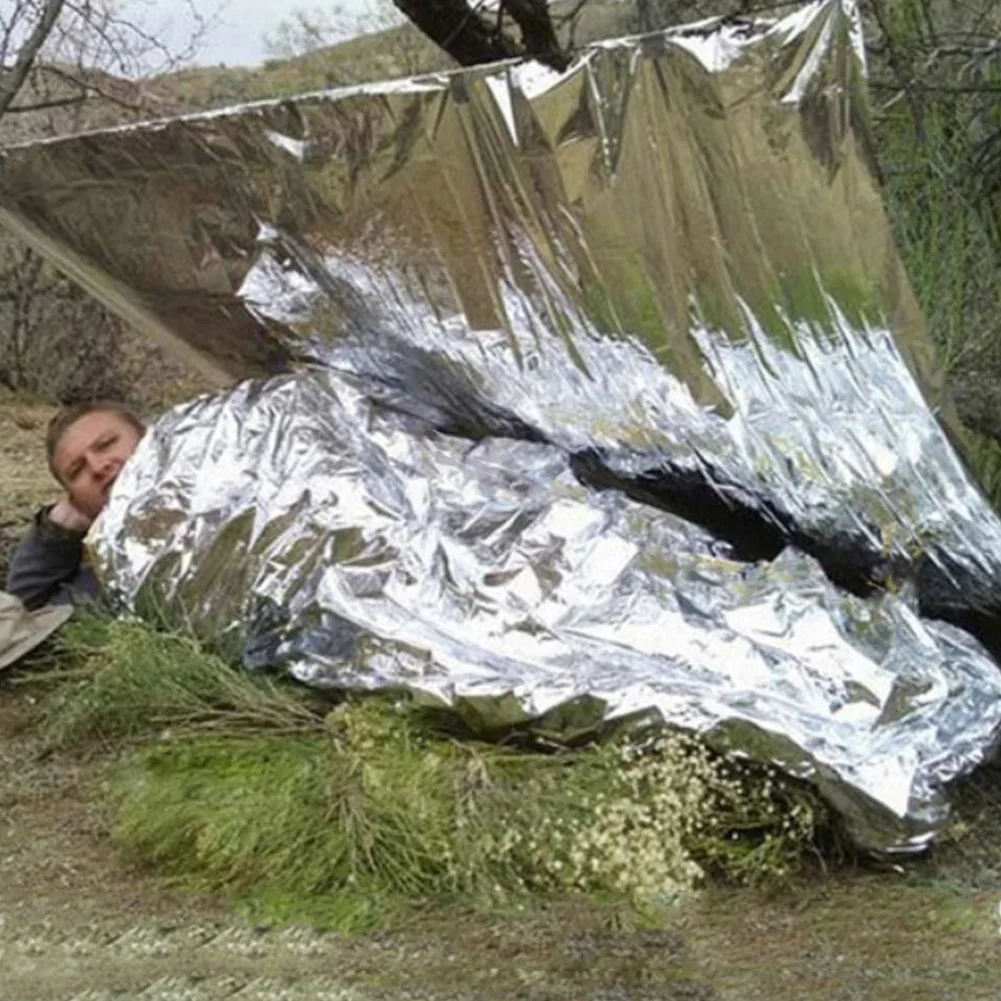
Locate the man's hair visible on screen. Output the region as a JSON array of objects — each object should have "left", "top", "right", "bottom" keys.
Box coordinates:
[{"left": 46, "top": 400, "right": 145, "bottom": 480}]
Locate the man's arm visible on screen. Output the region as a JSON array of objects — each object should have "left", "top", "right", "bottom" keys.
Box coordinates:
[{"left": 5, "top": 502, "right": 99, "bottom": 610}]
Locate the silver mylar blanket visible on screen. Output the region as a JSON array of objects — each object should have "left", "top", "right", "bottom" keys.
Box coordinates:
[
  {"left": 97, "top": 370, "right": 1001, "bottom": 853},
  {"left": 2, "top": 0, "right": 1001, "bottom": 851}
]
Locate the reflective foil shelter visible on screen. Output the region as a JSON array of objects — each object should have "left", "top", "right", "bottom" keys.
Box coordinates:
[{"left": 2, "top": 0, "right": 1000, "bottom": 852}]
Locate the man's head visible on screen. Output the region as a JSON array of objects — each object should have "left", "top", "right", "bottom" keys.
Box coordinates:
[{"left": 46, "top": 401, "right": 145, "bottom": 521}]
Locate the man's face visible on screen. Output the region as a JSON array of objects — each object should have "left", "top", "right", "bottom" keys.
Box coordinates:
[{"left": 52, "top": 411, "right": 143, "bottom": 521}]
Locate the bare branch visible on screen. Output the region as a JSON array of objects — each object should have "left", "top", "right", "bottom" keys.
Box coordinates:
[
  {"left": 0, "top": 2, "right": 25, "bottom": 71},
  {"left": 552, "top": 0, "right": 591, "bottom": 57},
  {"left": 867, "top": 0, "right": 927, "bottom": 145},
  {"left": 36, "top": 62, "right": 169, "bottom": 113},
  {"left": 553, "top": 0, "right": 591, "bottom": 29},
  {"left": 6, "top": 93, "right": 86, "bottom": 113},
  {"left": 503, "top": 0, "right": 569, "bottom": 70},
  {"left": 392, "top": 0, "right": 524, "bottom": 68},
  {"left": 0, "top": 0, "right": 67, "bottom": 118}
]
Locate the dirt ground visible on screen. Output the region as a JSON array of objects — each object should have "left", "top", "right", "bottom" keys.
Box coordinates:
[{"left": 2, "top": 391, "right": 1000, "bottom": 1001}]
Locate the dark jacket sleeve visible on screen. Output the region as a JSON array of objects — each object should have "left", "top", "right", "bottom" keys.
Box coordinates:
[{"left": 5, "top": 507, "right": 100, "bottom": 610}]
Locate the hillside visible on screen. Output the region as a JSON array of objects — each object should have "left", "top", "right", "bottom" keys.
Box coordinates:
[{"left": 150, "top": 0, "right": 641, "bottom": 114}]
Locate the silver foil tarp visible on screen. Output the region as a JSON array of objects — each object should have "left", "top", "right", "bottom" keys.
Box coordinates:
[
  {"left": 2, "top": 1, "right": 1001, "bottom": 644},
  {"left": 2, "top": 0, "right": 1001, "bottom": 849},
  {"left": 94, "top": 370, "right": 1001, "bottom": 854}
]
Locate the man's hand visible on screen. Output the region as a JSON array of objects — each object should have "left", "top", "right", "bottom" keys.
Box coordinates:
[{"left": 48, "top": 498, "right": 93, "bottom": 535}]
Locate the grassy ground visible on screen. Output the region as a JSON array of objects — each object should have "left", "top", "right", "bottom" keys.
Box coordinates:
[
  {"left": 2, "top": 677, "right": 998, "bottom": 1001},
  {"left": 2, "top": 392, "right": 1000, "bottom": 999}
]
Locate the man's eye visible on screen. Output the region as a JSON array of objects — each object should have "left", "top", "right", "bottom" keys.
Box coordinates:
[{"left": 97, "top": 434, "right": 119, "bottom": 450}]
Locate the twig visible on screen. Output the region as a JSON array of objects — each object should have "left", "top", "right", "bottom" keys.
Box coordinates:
[
  {"left": 867, "top": 0, "right": 926, "bottom": 146},
  {"left": 0, "top": 0, "right": 67, "bottom": 119},
  {"left": 5, "top": 93, "right": 86, "bottom": 113},
  {"left": 36, "top": 62, "right": 145, "bottom": 112},
  {"left": 869, "top": 80, "right": 1001, "bottom": 94},
  {"left": 552, "top": 0, "right": 591, "bottom": 28}
]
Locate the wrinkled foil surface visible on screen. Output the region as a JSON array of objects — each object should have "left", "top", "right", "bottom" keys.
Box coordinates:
[
  {"left": 97, "top": 370, "right": 1001, "bottom": 852},
  {"left": 2, "top": 0, "right": 1001, "bottom": 850}
]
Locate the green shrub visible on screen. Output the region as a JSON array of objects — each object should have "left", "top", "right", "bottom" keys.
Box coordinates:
[
  {"left": 43, "top": 615, "right": 322, "bottom": 748},
  {"left": 46, "top": 616, "right": 825, "bottom": 930}
]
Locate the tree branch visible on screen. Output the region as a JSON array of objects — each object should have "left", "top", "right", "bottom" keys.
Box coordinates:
[
  {"left": 37, "top": 63, "right": 148, "bottom": 113},
  {"left": 6, "top": 93, "right": 86, "bottom": 114},
  {"left": 392, "top": 0, "right": 525, "bottom": 68},
  {"left": 870, "top": 80, "right": 1001, "bottom": 94},
  {"left": 503, "top": 0, "right": 569, "bottom": 70},
  {"left": 868, "top": 0, "right": 926, "bottom": 145},
  {"left": 0, "top": 0, "right": 67, "bottom": 119},
  {"left": 394, "top": 0, "right": 574, "bottom": 71}
]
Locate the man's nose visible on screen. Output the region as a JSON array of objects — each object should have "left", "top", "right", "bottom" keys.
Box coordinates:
[{"left": 87, "top": 453, "right": 115, "bottom": 479}]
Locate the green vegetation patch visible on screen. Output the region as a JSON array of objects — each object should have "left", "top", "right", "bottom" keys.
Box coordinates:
[
  {"left": 42, "top": 616, "right": 826, "bottom": 931},
  {"left": 42, "top": 614, "right": 321, "bottom": 748}
]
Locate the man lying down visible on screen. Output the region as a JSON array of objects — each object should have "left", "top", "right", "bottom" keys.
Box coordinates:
[
  {"left": 7, "top": 401, "right": 145, "bottom": 611},
  {"left": 7, "top": 369, "right": 1001, "bottom": 854}
]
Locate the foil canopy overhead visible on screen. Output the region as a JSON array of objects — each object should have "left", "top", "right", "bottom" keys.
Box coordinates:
[{"left": 2, "top": 0, "right": 1001, "bottom": 851}]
